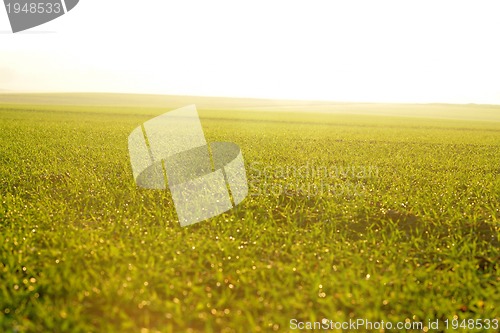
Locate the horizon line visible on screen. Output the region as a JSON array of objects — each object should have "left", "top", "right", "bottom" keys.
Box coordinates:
[{"left": 1, "top": 90, "right": 500, "bottom": 107}]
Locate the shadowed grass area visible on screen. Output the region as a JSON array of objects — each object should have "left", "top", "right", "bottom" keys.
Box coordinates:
[{"left": 0, "top": 94, "right": 499, "bottom": 332}]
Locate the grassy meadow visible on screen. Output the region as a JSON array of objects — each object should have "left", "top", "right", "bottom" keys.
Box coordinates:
[{"left": 0, "top": 93, "right": 499, "bottom": 332}]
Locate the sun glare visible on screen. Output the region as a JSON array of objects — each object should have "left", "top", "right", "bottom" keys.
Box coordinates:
[{"left": 1, "top": 0, "right": 499, "bottom": 104}]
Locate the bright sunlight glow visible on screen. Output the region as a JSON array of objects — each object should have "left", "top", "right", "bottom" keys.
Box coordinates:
[{"left": 1, "top": 0, "right": 500, "bottom": 104}]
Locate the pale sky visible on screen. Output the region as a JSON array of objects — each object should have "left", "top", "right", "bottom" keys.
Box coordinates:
[{"left": 1, "top": 0, "right": 500, "bottom": 104}]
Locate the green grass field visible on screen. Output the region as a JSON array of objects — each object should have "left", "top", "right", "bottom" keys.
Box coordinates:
[{"left": 1, "top": 94, "right": 499, "bottom": 332}]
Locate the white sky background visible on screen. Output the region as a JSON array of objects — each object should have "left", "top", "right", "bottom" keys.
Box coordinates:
[{"left": 1, "top": 0, "right": 500, "bottom": 104}]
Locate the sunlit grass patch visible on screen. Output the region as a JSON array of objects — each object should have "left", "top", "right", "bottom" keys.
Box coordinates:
[{"left": 1, "top": 95, "right": 499, "bottom": 332}]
